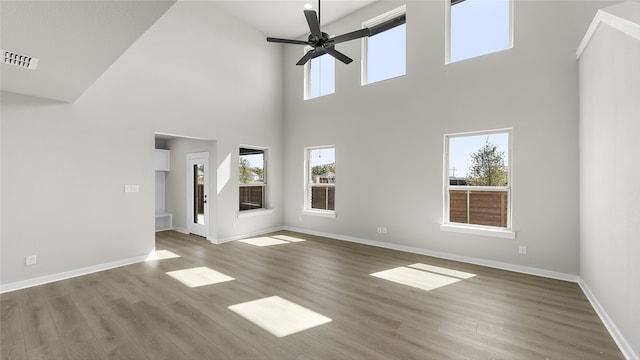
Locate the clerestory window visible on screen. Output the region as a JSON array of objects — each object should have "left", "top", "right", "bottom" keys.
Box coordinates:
[
  {"left": 447, "top": 0, "right": 513, "bottom": 63},
  {"left": 305, "top": 51, "right": 335, "bottom": 100},
  {"left": 362, "top": 5, "right": 407, "bottom": 85}
]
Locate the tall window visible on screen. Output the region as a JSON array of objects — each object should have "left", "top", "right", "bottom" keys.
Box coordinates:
[
  {"left": 239, "top": 147, "right": 266, "bottom": 211},
  {"left": 305, "top": 146, "right": 335, "bottom": 213},
  {"left": 305, "top": 51, "right": 335, "bottom": 99},
  {"left": 444, "top": 130, "right": 511, "bottom": 230},
  {"left": 447, "top": 0, "right": 512, "bottom": 63},
  {"left": 363, "top": 6, "right": 406, "bottom": 85}
]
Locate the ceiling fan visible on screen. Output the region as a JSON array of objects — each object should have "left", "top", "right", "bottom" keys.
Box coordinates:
[{"left": 266, "top": 0, "right": 370, "bottom": 66}]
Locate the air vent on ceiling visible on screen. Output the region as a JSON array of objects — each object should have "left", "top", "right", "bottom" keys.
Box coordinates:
[{"left": 1, "top": 49, "right": 39, "bottom": 70}]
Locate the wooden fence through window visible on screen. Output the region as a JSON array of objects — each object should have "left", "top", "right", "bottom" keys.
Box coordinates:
[{"left": 449, "top": 190, "right": 508, "bottom": 228}]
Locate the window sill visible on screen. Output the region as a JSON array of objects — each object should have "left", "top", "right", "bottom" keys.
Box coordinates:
[
  {"left": 440, "top": 223, "right": 516, "bottom": 240},
  {"left": 303, "top": 209, "right": 337, "bottom": 219},
  {"left": 238, "top": 208, "right": 274, "bottom": 218}
]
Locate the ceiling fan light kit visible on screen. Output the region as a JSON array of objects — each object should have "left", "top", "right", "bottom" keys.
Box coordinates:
[{"left": 266, "top": 0, "right": 370, "bottom": 65}]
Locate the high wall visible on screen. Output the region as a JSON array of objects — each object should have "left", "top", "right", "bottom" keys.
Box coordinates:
[
  {"left": 282, "top": 0, "right": 615, "bottom": 276},
  {"left": 0, "top": 1, "right": 284, "bottom": 288},
  {"left": 578, "top": 2, "right": 640, "bottom": 358}
]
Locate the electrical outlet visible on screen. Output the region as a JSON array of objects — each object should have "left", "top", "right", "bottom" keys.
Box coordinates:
[
  {"left": 124, "top": 184, "right": 139, "bottom": 193},
  {"left": 25, "top": 255, "right": 37, "bottom": 266},
  {"left": 518, "top": 246, "right": 527, "bottom": 255},
  {"left": 377, "top": 226, "right": 388, "bottom": 234}
]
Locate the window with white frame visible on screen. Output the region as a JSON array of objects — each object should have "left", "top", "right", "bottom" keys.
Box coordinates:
[
  {"left": 444, "top": 130, "right": 511, "bottom": 230},
  {"left": 239, "top": 147, "right": 267, "bottom": 211},
  {"left": 447, "top": 0, "right": 512, "bottom": 64},
  {"left": 362, "top": 5, "right": 406, "bottom": 85},
  {"left": 305, "top": 146, "right": 335, "bottom": 213},
  {"left": 305, "top": 50, "right": 335, "bottom": 100}
]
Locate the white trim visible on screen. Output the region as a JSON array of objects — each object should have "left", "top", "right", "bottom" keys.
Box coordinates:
[
  {"left": 446, "top": 0, "right": 514, "bottom": 64},
  {"left": 304, "top": 145, "right": 336, "bottom": 213},
  {"left": 577, "top": 3, "right": 640, "bottom": 59},
  {"left": 443, "top": 128, "right": 513, "bottom": 231},
  {"left": 361, "top": 5, "right": 407, "bottom": 86},
  {"left": 238, "top": 208, "right": 274, "bottom": 218},
  {"left": 212, "top": 226, "right": 285, "bottom": 245},
  {"left": 578, "top": 278, "right": 640, "bottom": 360},
  {"left": 173, "top": 227, "right": 189, "bottom": 235},
  {"left": 186, "top": 152, "right": 210, "bottom": 238},
  {"left": 440, "top": 223, "right": 516, "bottom": 239},
  {"left": 303, "top": 48, "right": 335, "bottom": 100},
  {"left": 303, "top": 209, "right": 337, "bottom": 218},
  {"left": 283, "top": 226, "right": 574, "bottom": 282},
  {"left": 0, "top": 254, "right": 148, "bottom": 294},
  {"left": 239, "top": 145, "right": 269, "bottom": 211}
]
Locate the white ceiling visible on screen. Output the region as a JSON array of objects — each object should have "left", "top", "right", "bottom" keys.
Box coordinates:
[
  {"left": 215, "top": 0, "right": 378, "bottom": 38},
  {"left": 0, "top": 1, "right": 377, "bottom": 103}
]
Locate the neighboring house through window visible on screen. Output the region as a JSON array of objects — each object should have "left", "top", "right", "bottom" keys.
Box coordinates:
[
  {"left": 362, "top": 5, "right": 407, "bottom": 85},
  {"left": 305, "top": 146, "right": 336, "bottom": 215},
  {"left": 239, "top": 147, "right": 266, "bottom": 211}
]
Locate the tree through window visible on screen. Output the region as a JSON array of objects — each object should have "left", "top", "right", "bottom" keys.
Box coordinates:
[
  {"left": 239, "top": 147, "right": 266, "bottom": 211},
  {"left": 445, "top": 130, "right": 511, "bottom": 229}
]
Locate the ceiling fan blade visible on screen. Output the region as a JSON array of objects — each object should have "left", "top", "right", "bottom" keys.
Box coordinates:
[
  {"left": 296, "top": 49, "right": 316, "bottom": 66},
  {"left": 324, "top": 46, "right": 353, "bottom": 64},
  {"left": 330, "top": 28, "right": 371, "bottom": 45},
  {"left": 267, "top": 37, "right": 310, "bottom": 46},
  {"left": 304, "top": 10, "right": 322, "bottom": 37}
]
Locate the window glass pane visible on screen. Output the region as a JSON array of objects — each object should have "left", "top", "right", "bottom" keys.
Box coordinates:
[
  {"left": 308, "top": 54, "right": 335, "bottom": 98},
  {"left": 367, "top": 22, "right": 406, "bottom": 84},
  {"left": 239, "top": 148, "right": 265, "bottom": 211},
  {"left": 447, "top": 132, "right": 510, "bottom": 228},
  {"left": 450, "top": 0, "right": 510, "bottom": 63},
  {"left": 448, "top": 133, "right": 508, "bottom": 186},
  {"left": 449, "top": 190, "right": 509, "bottom": 227},
  {"left": 308, "top": 147, "right": 335, "bottom": 211}
]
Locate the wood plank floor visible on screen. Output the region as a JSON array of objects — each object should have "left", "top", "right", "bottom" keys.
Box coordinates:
[{"left": 1, "top": 230, "right": 625, "bottom": 359}]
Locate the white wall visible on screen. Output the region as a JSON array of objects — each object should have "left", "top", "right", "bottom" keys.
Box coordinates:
[
  {"left": 579, "top": 4, "right": 640, "bottom": 357},
  {"left": 282, "top": 0, "right": 616, "bottom": 276},
  {"left": 0, "top": 1, "right": 283, "bottom": 287}
]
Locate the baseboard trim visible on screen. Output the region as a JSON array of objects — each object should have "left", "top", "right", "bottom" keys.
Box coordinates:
[
  {"left": 213, "top": 226, "right": 286, "bottom": 245},
  {"left": 282, "top": 226, "right": 578, "bottom": 282},
  {"left": 0, "top": 254, "right": 148, "bottom": 294},
  {"left": 578, "top": 278, "right": 639, "bottom": 360}
]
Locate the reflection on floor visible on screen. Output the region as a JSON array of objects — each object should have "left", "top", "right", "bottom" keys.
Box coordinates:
[
  {"left": 370, "top": 263, "right": 476, "bottom": 291},
  {"left": 239, "top": 234, "right": 306, "bottom": 247},
  {"left": 146, "top": 249, "right": 181, "bottom": 261},
  {"left": 166, "top": 266, "right": 235, "bottom": 288},
  {"left": 228, "top": 296, "right": 332, "bottom": 337}
]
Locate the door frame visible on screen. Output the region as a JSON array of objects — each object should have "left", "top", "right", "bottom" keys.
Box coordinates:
[{"left": 186, "top": 152, "right": 209, "bottom": 238}]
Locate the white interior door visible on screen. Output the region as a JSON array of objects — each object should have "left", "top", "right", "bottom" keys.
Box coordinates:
[{"left": 187, "top": 152, "right": 209, "bottom": 237}]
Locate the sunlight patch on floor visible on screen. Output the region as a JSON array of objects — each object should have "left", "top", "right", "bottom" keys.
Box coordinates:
[
  {"left": 166, "top": 266, "right": 234, "bottom": 288},
  {"left": 408, "top": 263, "right": 476, "bottom": 279},
  {"left": 146, "top": 249, "right": 181, "bottom": 261},
  {"left": 228, "top": 296, "right": 331, "bottom": 337},
  {"left": 370, "top": 266, "right": 461, "bottom": 291},
  {"left": 239, "top": 235, "right": 306, "bottom": 247},
  {"left": 271, "top": 234, "right": 306, "bottom": 242}
]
